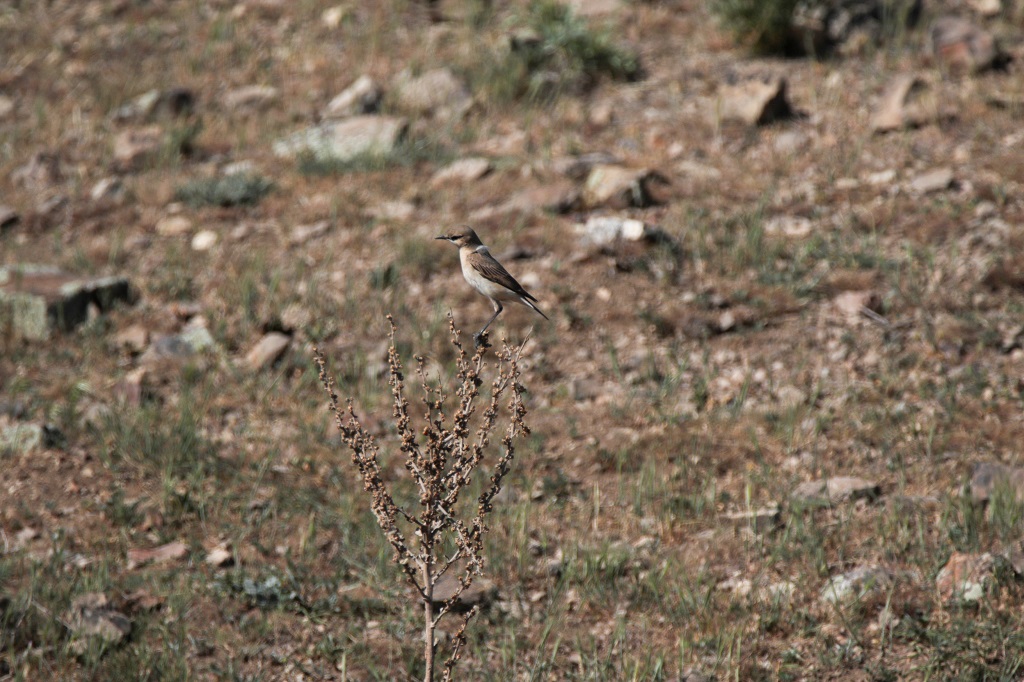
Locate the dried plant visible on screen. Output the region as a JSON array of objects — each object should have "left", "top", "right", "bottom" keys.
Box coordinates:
[{"left": 313, "top": 313, "right": 530, "bottom": 682}]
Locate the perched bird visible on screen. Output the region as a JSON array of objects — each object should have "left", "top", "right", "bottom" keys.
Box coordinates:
[{"left": 435, "top": 227, "right": 547, "bottom": 345}]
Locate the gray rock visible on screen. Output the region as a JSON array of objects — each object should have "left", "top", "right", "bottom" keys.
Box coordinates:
[
  {"left": 112, "top": 87, "right": 195, "bottom": 121},
  {"left": 970, "top": 462, "right": 1024, "bottom": 502},
  {"left": 0, "top": 94, "right": 13, "bottom": 120},
  {"left": 140, "top": 326, "right": 217, "bottom": 366},
  {"left": 936, "top": 551, "right": 994, "bottom": 602},
  {"left": 65, "top": 593, "right": 131, "bottom": 652},
  {"left": 931, "top": 16, "right": 1003, "bottom": 73},
  {"left": 967, "top": 0, "right": 1001, "bottom": 16},
  {"left": 718, "top": 75, "right": 794, "bottom": 126},
  {"left": 324, "top": 75, "right": 383, "bottom": 118},
  {"left": 155, "top": 215, "right": 193, "bottom": 237},
  {"left": 820, "top": 565, "right": 895, "bottom": 604},
  {"left": 245, "top": 332, "right": 291, "bottom": 369},
  {"left": 792, "top": 476, "right": 881, "bottom": 505},
  {"left": 908, "top": 167, "right": 954, "bottom": 194},
  {"left": 470, "top": 182, "right": 579, "bottom": 220},
  {"left": 550, "top": 152, "right": 622, "bottom": 180},
  {"left": 190, "top": 230, "right": 218, "bottom": 251},
  {"left": 394, "top": 68, "right": 472, "bottom": 119},
  {"left": 113, "top": 125, "right": 165, "bottom": 170},
  {"left": 90, "top": 177, "right": 126, "bottom": 204},
  {"left": 577, "top": 215, "right": 650, "bottom": 246},
  {"left": 429, "top": 157, "right": 492, "bottom": 187},
  {"left": 0, "top": 423, "right": 43, "bottom": 455},
  {"left": 871, "top": 75, "right": 940, "bottom": 133},
  {"left": 0, "top": 266, "right": 134, "bottom": 341},
  {"left": 273, "top": 116, "right": 408, "bottom": 162},
  {"left": 581, "top": 165, "right": 666, "bottom": 209},
  {"left": 289, "top": 220, "right": 330, "bottom": 245},
  {"left": 431, "top": 574, "right": 497, "bottom": 609},
  {"left": 223, "top": 85, "right": 279, "bottom": 113}
]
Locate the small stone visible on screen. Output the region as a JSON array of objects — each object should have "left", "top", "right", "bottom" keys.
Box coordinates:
[
  {"left": 191, "top": 230, "right": 218, "bottom": 251},
  {"left": 127, "top": 540, "right": 188, "bottom": 569},
  {"left": 431, "top": 574, "right": 497, "bottom": 609},
  {"left": 65, "top": 593, "right": 131, "bottom": 651},
  {"left": 155, "top": 215, "right": 193, "bottom": 237},
  {"left": 113, "top": 125, "right": 165, "bottom": 170},
  {"left": 289, "top": 220, "right": 330, "bottom": 245},
  {"left": 820, "top": 565, "right": 895, "bottom": 604},
  {"left": 718, "top": 75, "right": 794, "bottom": 126},
  {"left": 0, "top": 94, "right": 14, "bottom": 119},
  {"left": 206, "top": 545, "right": 234, "bottom": 568},
  {"left": 1, "top": 424, "right": 43, "bottom": 455},
  {"left": 273, "top": 116, "right": 408, "bottom": 162},
  {"left": 936, "top": 552, "right": 994, "bottom": 602},
  {"left": 793, "top": 477, "right": 881, "bottom": 505},
  {"left": 322, "top": 5, "right": 347, "bottom": 28},
  {"left": 0, "top": 265, "right": 134, "bottom": 340},
  {"left": 323, "top": 75, "right": 383, "bottom": 118},
  {"left": 577, "top": 216, "right": 651, "bottom": 246},
  {"left": 908, "top": 168, "right": 954, "bottom": 194},
  {"left": 223, "top": 85, "right": 279, "bottom": 113},
  {"left": 582, "top": 165, "right": 665, "bottom": 209},
  {"left": 833, "top": 290, "right": 882, "bottom": 321},
  {"left": 112, "top": 88, "right": 195, "bottom": 121},
  {"left": 245, "top": 332, "right": 291, "bottom": 369},
  {"left": 931, "top": 16, "right": 1003, "bottom": 73},
  {"left": 967, "top": 0, "right": 1002, "bottom": 16},
  {"left": 871, "top": 75, "right": 939, "bottom": 133},
  {"left": 394, "top": 68, "right": 472, "bottom": 119},
  {"left": 550, "top": 152, "right": 622, "bottom": 180},
  {"left": 429, "top": 157, "right": 492, "bottom": 187},
  {"left": 471, "top": 183, "right": 579, "bottom": 220},
  {"left": 970, "top": 462, "right": 1024, "bottom": 503},
  {"left": 115, "top": 325, "right": 150, "bottom": 353},
  {"left": 90, "top": 177, "right": 126, "bottom": 204},
  {"left": 764, "top": 216, "right": 812, "bottom": 238}
]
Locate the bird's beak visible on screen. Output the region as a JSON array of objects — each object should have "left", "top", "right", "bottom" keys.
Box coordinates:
[{"left": 435, "top": 235, "right": 449, "bottom": 241}]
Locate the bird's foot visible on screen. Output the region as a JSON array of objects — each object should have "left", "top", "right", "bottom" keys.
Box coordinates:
[{"left": 473, "top": 331, "right": 491, "bottom": 349}]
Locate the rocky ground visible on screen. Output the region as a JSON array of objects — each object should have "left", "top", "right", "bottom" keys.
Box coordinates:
[{"left": 4, "top": 0, "right": 1024, "bottom": 679}]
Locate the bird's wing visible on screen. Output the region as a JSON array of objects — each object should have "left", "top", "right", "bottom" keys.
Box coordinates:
[{"left": 468, "top": 249, "right": 538, "bottom": 302}]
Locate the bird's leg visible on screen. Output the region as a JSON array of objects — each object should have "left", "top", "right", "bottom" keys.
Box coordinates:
[{"left": 474, "top": 301, "right": 502, "bottom": 348}]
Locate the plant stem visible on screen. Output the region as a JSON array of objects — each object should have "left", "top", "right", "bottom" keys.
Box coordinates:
[{"left": 424, "top": 554, "right": 434, "bottom": 682}]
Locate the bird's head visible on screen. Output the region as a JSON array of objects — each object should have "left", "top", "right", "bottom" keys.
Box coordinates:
[{"left": 435, "top": 227, "right": 482, "bottom": 248}]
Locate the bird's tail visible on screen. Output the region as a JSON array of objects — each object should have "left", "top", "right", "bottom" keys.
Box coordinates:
[{"left": 522, "top": 297, "right": 549, "bottom": 320}]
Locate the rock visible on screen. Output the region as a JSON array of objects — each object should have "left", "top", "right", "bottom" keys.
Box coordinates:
[
  {"left": 0, "top": 94, "right": 14, "bottom": 119},
  {"left": 576, "top": 216, "right": 650, "bottom": 247},
  {"left": 0, "top": 205, "right": 19, "bottom": 232},
  {"left": 720, "top": 505, "right": 782, "bottom": 534},
  {"left": 115, "top": 325, "right": 150, "bottom": 354},
  {"left": 471, "top": 182, "right": 580, "bottom": 220},
  {"left": 205, "top": 545, "right": 234, "bottom": 568},
  {"left": 65, "top": 593, "right": 131, "bottom": 651},
  {"left": 245, "top": 332, "right": 291, "bottom": 369},
  {"left": 969, "top": 462, "right": 1024, "bottom": 503},
  {"left": 113, "top": 125, "right": 165, "bottom": 170},
  {"left": 930, "top": 16, "right": 1003, "bottom": 73},
  {"left": 0, "top": 265, "right": 134, "bottom": 341},
  {"left": 936, "top": 552, "right": 994, "bottom": 602},
  {"left": 833, "top": 290, "right": 882, "bottom": 322},
  {"left": 871, "top": 75, "right": 941, "bottom": 133},
  {"left": 550, "top": 152, "right": 622, "bottom": 180},
  {"left": 11, "top": 151, "right": 62, "bottom": 190},
  {"left": 323, "top": 75, "right": 383, "bottom": 118},
  {"left": 394, "top": 68, "right": 472, "bottom": 119},
  {"left": 90, "top": 177, "right": 126, "bottom": 204},
  {"left": 0, "top": 423, "right": 43, "bottom": 455},
  {"left": 112, "top": 87, "right": 195, "bottom": 121},
  {"left": 581, "top": 165, "right": 666, "bottom": 209},
  {"left": 127, "top": 541, "right": 188, "bottom": 569},
  {"left": 273, "top": 116, "right": 408, "bottom": 162},
  {"left": 908, "top": 167, "right": 954, "bottom": 194},
  {"left": 764, "top": 215, "right": 812, "bottom": 238},
  {"left": 289, "top": 220, "right": 330, "bottom": 245},
  {"left": 967, "top": 0, "right": 1002, "bottom": 16},
  {"left": 191, "top": 230, "right": 218, "bottom": 251},
  {"left": 792, "top": 476, "right": 881, "bottom": 505},
  {"left": 155, "top": 215, "right": 193, "bottom": 237},
  {"left": 223, "top": 85, "right": 279, "bottom": 113},
  {"left": 429, "top": 157, "right": 492, "bottom": 187},
  {"left": 820, "top": 565, "right": 895, "bottom": 605},
  {"left": 322, "top": 5, "right": 347, "bottom": 28},
  {"left": 140, "top": 326, "right": 217, "bottom": 366},
  {"left": 718, "top": 75, "right": 794, "bottom": 126},
  {"left": 431, "top": 574, "right": 497, "bottom": 609}
]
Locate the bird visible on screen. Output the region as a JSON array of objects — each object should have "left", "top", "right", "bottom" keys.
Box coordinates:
[{"left": 435, "top": 227, "right": 547, "bottom": 346}]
